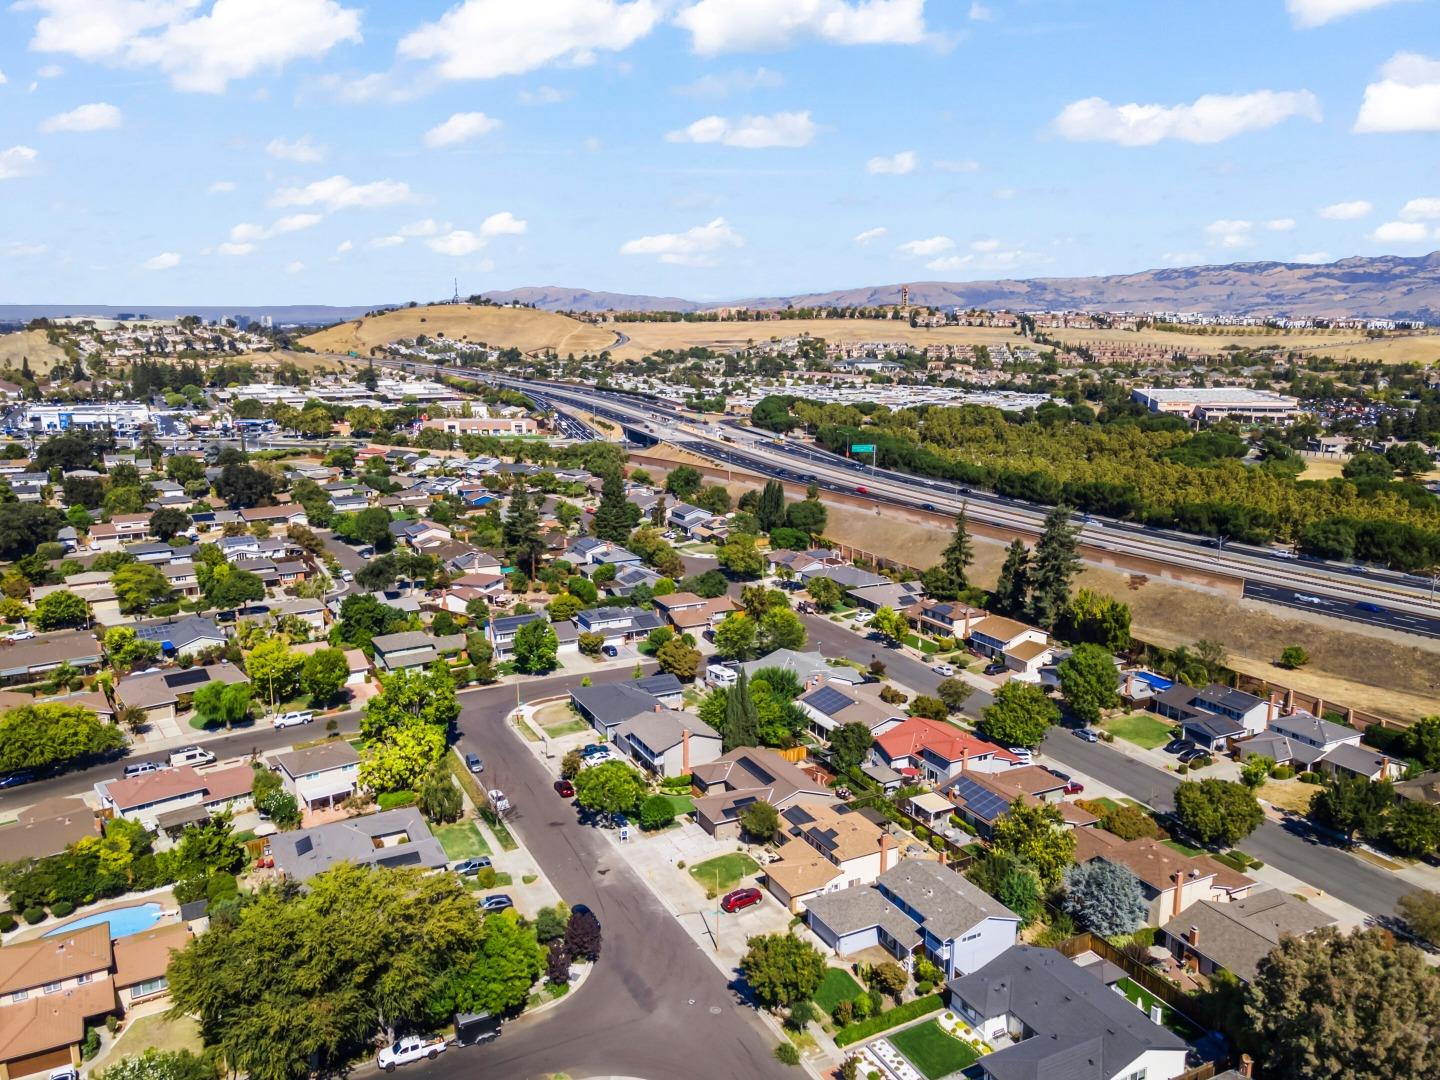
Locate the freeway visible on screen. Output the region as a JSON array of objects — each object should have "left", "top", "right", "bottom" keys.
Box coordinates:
[{"left": 1242, "top": 580, "right": 1440, "bottom": 637}]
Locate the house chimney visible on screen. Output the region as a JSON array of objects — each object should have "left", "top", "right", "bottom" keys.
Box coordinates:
[
  {"left": 1125, "top": 672, "right": 1135, "bottom": 697},
  {"left": 1283, "top": 687, "right": 1294, "bottom": 711},
  {"left": 1188, "top": 925, "right": 1200, "bottom": 947},
  {"left": 962, "top": 610, "right": 972, "bottom": 637},
  {"left": 682, "top": 728, "right": 691, "bottom": 774},
  {"left": 879, "top": 832, "right": 891, "bottom": 873},
  {"left": 1173, "top": 870, "right": 1184, "bottom": 918},
  {"left": 961, "top": 747, "right": 969, "bottom": 773},
  {"left": 1267, "top": 695, "right": 1277, "bottom": 723},
  {"left": 1315, "top": 697, "right": 1326, "bottom": 719},
  {"left": 1239, "top": 1054, "right": 1254, "bottom": 1078},
  {"left": 1345, "top": 707, "right": 1356, "bottom": 726}
]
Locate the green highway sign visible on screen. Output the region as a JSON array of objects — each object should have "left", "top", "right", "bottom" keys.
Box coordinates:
[{"left": 850, "top": 443, "right": 875, "bottom": 454}]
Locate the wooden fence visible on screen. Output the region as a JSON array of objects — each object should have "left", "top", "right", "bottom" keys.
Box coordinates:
[{"left": 1056, "top": 932, "right": 1224, "bottom": 1034}]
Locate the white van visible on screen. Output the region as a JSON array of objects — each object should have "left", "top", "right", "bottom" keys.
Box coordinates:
[{"left": 168, "top": 745, "right": 216, "bottom": 768}]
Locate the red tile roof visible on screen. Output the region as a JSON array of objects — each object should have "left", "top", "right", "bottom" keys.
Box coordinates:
[{"left": 874, "top": 717, "right": 1020, "bottom": 766}]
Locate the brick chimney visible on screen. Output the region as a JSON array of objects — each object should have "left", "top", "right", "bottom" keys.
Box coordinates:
[
  {"left": 962, "top": 609, "right": 972, "bottom": 637},
  {"left": 960, "top": 747, "right": 969, "bottom": 773},
  {"left": 1239, "top": 1054, "right": 1254, "bottom": 1078},
  {"left": 879, "top": 832, "right": 891, "bottom": 873},
  {"left": 1267, "top": 694, "right": 1277, "bottom": 723},
  {"left": 1283, "top": 687, "right": 1294, "bottom": 712},
  {"left": 682, "top": 729, "right": 691, "bottom": 774},
  {"left": 1173, "top": 870, "right": 1185, "bottom": 918},
  {"left": 1315, "top": 697, "right": 1326, "bottom": 719},
  {"left": 1125, "top": 672, "right": 1136, "bottom": 697},
  {"left": 1188, "top": 924, "right": 1200, "bottom": 947}
]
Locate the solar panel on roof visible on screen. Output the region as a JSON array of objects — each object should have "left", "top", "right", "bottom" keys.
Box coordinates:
[
  {"left": 783, "top": 806, "right": 815, "bottom": 826},
  {"left": 295, "top": 836, "right": 313, "bottom": 856},
  {"left": 376, "top": 851, "right": 422, "bottom": 869},
  {"left": 813, "top": 827, "right": 839, "bottom": 852},
  {"left": 950, "top": 775, "right": 1009, "bottom": 821},
  {"left": 805, "top": 686, "right": 854, "bottom": 716},
  {"left": 165, "top": 668, "right": 211, "bottom": 689}
]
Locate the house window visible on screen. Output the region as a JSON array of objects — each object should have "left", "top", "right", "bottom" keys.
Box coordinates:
[
  {"left": 43, "top": 981, "right": 62, "bottom": 995},
  {"left": 130, "top": 976, "right": 168, "bottom": 998},
  {"left": 961, "top": 931, "right": 981, "bottom": 942},
  {"left": 10, "top": 990, "right": 27, "bottom": 1003},
  {"left": 76, "top": 973, "right": 91, "bottom": 985}
]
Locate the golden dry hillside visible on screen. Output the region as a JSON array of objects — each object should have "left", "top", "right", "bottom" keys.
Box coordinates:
[
  {"left": 0, "top": 329, "right": 69, "bottom": 373},
  {"left": 300, "top": 304, "right": 618, "bottom": 357}
]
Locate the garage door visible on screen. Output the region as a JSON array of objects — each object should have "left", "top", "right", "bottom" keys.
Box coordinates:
[{"left": 8, "top": 1044, "right": 74, "bottom": 1078}]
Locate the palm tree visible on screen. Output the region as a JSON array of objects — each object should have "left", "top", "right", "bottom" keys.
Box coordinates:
[{"left": 117, "top": 705, "right": 148, "bottom": 735}]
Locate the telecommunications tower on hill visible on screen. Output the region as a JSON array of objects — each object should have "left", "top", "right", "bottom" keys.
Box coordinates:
[{"left": 900, "top": 284, "right": 909, "bottom": 310}]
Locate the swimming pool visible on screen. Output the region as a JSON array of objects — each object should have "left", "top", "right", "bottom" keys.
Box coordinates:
[
  {"left": 44, "top": 902, "right": 165, "bottom": 939},
  {"left": 1131, "top": 671, "right": 1174, "bottom": 692}
]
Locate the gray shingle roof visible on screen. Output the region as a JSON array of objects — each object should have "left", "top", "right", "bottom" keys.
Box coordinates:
[
  {"left": 877, "top": 860, "right": 1017, "bottom": 940},
  {"left": 1159, "top": 889, "right": 1335, "bottom": 983}
]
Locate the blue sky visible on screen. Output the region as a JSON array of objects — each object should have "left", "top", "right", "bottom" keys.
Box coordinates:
[{"left": 1, "top": 0, "right": 1438, "bottom": 305}]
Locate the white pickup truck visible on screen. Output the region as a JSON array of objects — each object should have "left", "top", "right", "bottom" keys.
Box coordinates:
[{"left": 377, "top": 1036, "right": 447, "bottom": 1071}]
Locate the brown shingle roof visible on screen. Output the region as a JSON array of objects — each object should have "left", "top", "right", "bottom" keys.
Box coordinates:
[
  {"left": 113, "top": 923, "right": 191, "bottom": 989},
  {"left": 0, "top": 923, "right": 112, "bottom": 995},
  {"left": 0, "top": 979, "right": 117, "bottom": 1061}
]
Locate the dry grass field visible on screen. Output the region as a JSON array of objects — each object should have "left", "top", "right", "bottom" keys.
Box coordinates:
[
  {"left": 0, "top": 329, "right": 68, "bottom": 372},
  {"left": 610, "top": 319, "right": 1029, "bottom": 360},
  {"left": 301, "top": 304, "right": 616, "bottom": 357},
  {"left": 1301, "top": 334, "right": 1440, "bottom": 365}
]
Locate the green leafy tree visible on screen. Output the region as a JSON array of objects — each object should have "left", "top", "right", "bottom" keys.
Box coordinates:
[
  {"left": 936, "top": 678, "right": 973, "bottom": 714},
  {"left": 1028, "top": 503, "right": 1081, "bottom": 630},
  {"left": 990, "top": 800, "right": 1075, "bottom": 888},
  {"left": 1060, "top": 589, "right": 1132, "bottom": 651},
  {"left": 805, "top": 575, "right": 842, "bottom": 612},
  {"left": 991, "top": 539, "right": 1030, "bottom": 619},
  {"left": 718, "top": 534, "right": 765, "bottom": 578},
  {"left": 503, "top": 483, "right": 546, "bottom": 578},
  {"left": 1309, "top": 773, "right": 1394, "bottom": 845},
  {"left": 573, "top": 760, "right": 646, "bottom": 818},
  {"left": 1244, "top": 927, "right": 1440, "bottom": 1080},
  {"left": 1240, "top": 755, "right": 1274, "bottom": 789},
  {"left": 98, "top": 1049, "right": 216, "bottom": 1080},
  {"left": 149, "top": 508, "right": 192, "bottom": 542},
  {"left": 207, "top": 568, "right": 266, "bottom": 609},
  {"left": 192, "top": 682, "right": 251, "bottom": 729},
  {"left": 758, "top": 607, "right": 807, "bottom": 654},
  {"left": 112, "top": 562, "right": 173, "bottom": 614},
  {"left": 417, "top": 768, "right": 463, "bottom": 824},
  {"left": 0, "top": 702, "right": 126, "bottom": 774},
  {"left": 740, "top": 798, "right": 780, "bottom": 841},
  {"left": 926, "top": 508, "right": 975, "bottom": 600},
  {"left": 512, "top": 619, "right": 559, "bottom": 674},
  {"left": 215, "top": 463, "right": 276, "bottom": 508},
  {"left": 713, "top": 613, "right": 759, "bottom": 661},
  {"left": 1056, "top": 643, "right": 1118, "bottom": 726},
  {"left": 103, "top": 625, "right": 161, "bottom": 672},
  {"left": 741, "top": 934, "right": 826, "bottom": 1009},
  {"left": 723, "top": 669, "right": 761, "bottom": 750},
  {"left": 1397, "top": 890, "right": 1440, "bottom": 947},
  {"left": 593, "top": 470, "right": 640, "bottom": 544},
  {"left": 1406, "top": 716, "right": 1440, "bottom": 772},
  {"left": 867, "top": 605, "right": 907, "bottom": 644},
  {"left": 246, "top": 639, "right": 304, "bottom": 708},
  {"left": 981, "top": 680, "right": 1060, "bottom": 749},
  {"left": 784, "top": 496, "right": 827, "bottom": 539},
  {"left": 756, "top": 480, "right": 787, "bottom": 534},
  {"left": 1386, "top": 800, "right": 1440, "bottom": 858},
  {"left": 1278, "top": 645, "right": 1310, "bottom": 669},
  {"left": 433, "top": 909, "right": 545, "bottom": 1017},
  {"left": 655, "top": 635, "right": 702, "bottom": 681},
  {"left": 300, "top": 647, "right": 349, "bottom": 705},
  {"left": 32, "top": 589, "right": 90, "bottom": 631},
  {"left": 639, "top": 794, "right": 678, "bottom": 830},
  {"left": 829, "top": 721, "right": 873, "bottom": 772},
  {"left": 360, "top": 665, "right": 460, "bottom": 741},
  {"left": 359, "top": 716, "right": 446, "bottom": 792},
  {"left": 1175, "top": 778, "right": 1265, "bottom": 847},
  {"left": 664, "top": 465, "right": 702, "bottom": 501}
]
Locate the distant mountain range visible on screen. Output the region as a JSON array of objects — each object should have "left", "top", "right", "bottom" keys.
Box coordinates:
[
  {"left": 483, "top": 251, "right": 1440, "bottom": 319},
  {"left": 6, "top": 251, "right": 1440, "bottom": 323}
]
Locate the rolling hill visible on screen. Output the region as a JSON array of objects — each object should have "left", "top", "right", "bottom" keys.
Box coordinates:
[{"left": 300, "top": 303, "right": 618, "bottom": 357}]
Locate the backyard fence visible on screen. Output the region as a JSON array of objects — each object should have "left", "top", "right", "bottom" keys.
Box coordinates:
[{"left": 1056, "top": 933, "right": 1220, "bottom": 1032}]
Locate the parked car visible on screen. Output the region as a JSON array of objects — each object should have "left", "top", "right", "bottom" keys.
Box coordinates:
[
  {"left": 488, "top": 790, "right": 511, "bottom": 813},
  {"left": 1008, "top": 747, "right": 1033, "bottom": 764},
  {"left": 851, "top": 610, "right": 874, "bottom": 624},
  {"left": 1163, "top": 738, "right": 1193, "bottom": 755},
  {"left": 554, "top": 778, "right": 575, "bottom": 798},
  {"left": 721, "top": 887, "right": 763, "bottom": 913},
  {"left": 1063, "top": 781, "right": 1085, "bottom": 795},
  {"left": 1177, "top": 747, "right": 1210, "bottom": 766},
  {"left": 340, "top": 569, "right": 354, "bottom": 582},
  {"left": 168, "top": 745, "right": 216, "bottom": 768},
  {"left": 983, "top": 662, "right": 1007, "bottom": 676},
  {"left": 1072, "top": 728, "right": 1099, "bottom": 744},
  {"left": 932, "top": 663, "right": 954, "bottom": 677},
  {"left": 465, "top": 753, "right": 484, "bottom": 774},
  {"left": 272, "top": 710, "right": 314, "bottom": 729},
  {"left": 452, "top": 857, "right": 493, "bottom": 877},
  {"left": 479, "top": 894, "right": 514, "bottom": 913},
  {"left": 377, "top": 1036, "right": 446, "bottom": 1071},
  {"left": 123, "top": 760, "right": 162, "bottom": 778},
  {"left": 601, "top": 644, "right": 619, "bottom": 657},
  {"left": 0, "top": 770, "right": 35, "bottom": 789},
  {"left": 580, "top": 744, "right": 607, "bottom": 757},
  {"left": 5, "top": 629, "right": 35, "bottom": 642}
]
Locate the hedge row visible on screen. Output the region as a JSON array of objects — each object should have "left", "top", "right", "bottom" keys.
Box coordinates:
[{"left": 834, "top": 994, "right": 944, "bottom": 1048}]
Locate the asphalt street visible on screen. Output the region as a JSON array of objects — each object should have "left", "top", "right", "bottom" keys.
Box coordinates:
[{"left": 440, "top": 676, "right": 792, "bottom": 1080}]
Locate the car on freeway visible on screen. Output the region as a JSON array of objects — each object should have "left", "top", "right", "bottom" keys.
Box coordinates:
[
  {"left": 1356, "top": 601, "right": 1385, "bottom": 613},
  {"left": 1272, "top": 549, "right": 1298, "bottom": 560},
  {"left": 855, "top": 485, "right": 868, "bottom": 494},
  {"left": 920, "top": 502, "right": 937, "bottom": 511},
  {"left": 601, "top": 644, "right": 619, "bottom": 657},
  {"left": 1008, "top": 747, "right": 1033, "bottom": 764},
  {"left": 465, "top": 753, "right": 484, "bottom": 773},
  {"left": 480, "top": 894, "right": 514, "bottom": 913},
  {"left": 123, "top": 760, "right": 163, "bottom": 778},
  {"left": 721, "top": 887, "right": 763, "bottom": 914},
  {"left": 1072, "top": 728, "right": 1099, "bottom": 744},
  {"left": 554, "top": 778, "right": 575, "bottom": 798},
  {"left": 452, "top": 857, "right": 493, "bottom": 876},
  {"left": 1294, "top": 594, "right": 1325, "bottom": 605},
  {"left": 271, "top": 710, "right": 314, "bottom": 729},
  {"left": 932, "top": 663, "right": 954, "bottom": 677}
]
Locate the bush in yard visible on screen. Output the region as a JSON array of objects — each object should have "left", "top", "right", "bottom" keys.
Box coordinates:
[
  {"left": 535, "top": 903, "right": 570, "bottom": 944},
  {"left": 774, "top": 1043, "right": 800, "bottom": 1067},
  {"left": 1099, "top": 803, "right": 1161, "bottom": 841},
  {"left": 639, "top": 794, "right": 677, "bottom": 831},
  {"left": 868, "top": 961, "right": 908, "bottom": 1001},
  {"left": 22, "top": 907, "right": 45, "bottom": 925},
  {"left": 0, "top": 913, "right": 15, "bottom": 933},
  {"left": 785, "top": 999, "right": 817, "bottom": 1032},
  {"left": 832, "top": 995, "right": 945, "bottom": 1048},
  {"left": 741, "top": 934, "right": 826, "bottom": 1009},
  {"left": 566, "top": 908, "right": 602, "bottom": 961},
  {"left": 1278, "top": 645, "right": 1310, "bottom": 669},
  {"left": 560, "top": 750, "right": 583, "bottom": 780},
  {"left": 49, "top": 899, "right": 75, "bottom": 918},
  {"left": 546, "top": 940, "right": 572, "bottom": 985}
]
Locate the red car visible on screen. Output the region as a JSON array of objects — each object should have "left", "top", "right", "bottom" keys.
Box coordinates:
[
  {"left": 1063, "top": 781, "right": 1084, "bottom": 795},
  {"left": 721, "top": 887, "right": 763, "bottom": 914},
  {"left": 554, "top": 779, "right": 575, "bottom": 798},
  {"left": 855, "top": 485, "right": 868, "bottom": 494}
]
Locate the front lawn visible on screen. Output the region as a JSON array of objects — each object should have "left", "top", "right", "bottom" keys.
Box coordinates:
[
  {"left": 433, "top": 821, "right": 492, "bottom": 860},
  {"left": 814, "top": 967, "right": 863, "bottom": 1013},
  {"left": 1100, "top": 713, "right": 1173, "bottom": 750},
  {"left": 659, "top": 793, "right": 694, "bottom": 816},
  {"left": 1162, "top": 838, "right": 1205, "bottom": 857},
  {"left": 689, "top": 852, "right": 759, "bottom": 897},
  {"left": 889, "top": 1020, "right": 980, "bottom": 1080}
]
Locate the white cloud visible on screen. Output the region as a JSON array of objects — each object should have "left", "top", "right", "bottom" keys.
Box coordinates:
[
  {"left": 367, "top": 235, "right": 405, "bottom": 249},
  {"left": 1287, "top": 0, "right": 1403, "bottom": 27},
  {"left": 926, "top": 255, "right": 972, "bottom": 272},
  {"left": 39, "top": 101, "right": 122, "bottom": 132},
  {"left": 968, "top": 2, "right": 994, "bottom": 20},
  {"left": 1355, "top": 52, "right": 1440, "bottom": 133},
  {"left": 480, "top": 210, "right": 527, "bottom": 236},
  {"left": 335, "top": 239, "right": 353, "bottom": 253},
  {"left": 428, "top": 230, "right": 487, "bottom": 256},
  {"left": 208, "top": 179, "right": 236, "bottom": 193},
  {"left": 0, "top": 70, "right": 7, "bottom": 85},
  {"left": 271, "top": 175, "right": 417, "bottom": 211},
  {"left": 229, "top": 214, "right": 322, "bottom": 246},
  {"left": 1293, "top": 251, "right": 1333, "bottom": 263},
  {"left": 21, "top": 0, "right": 362, "bottom": 94},
  {"left": 1206, "top": 219, "right": 1256, "bottom": 248},
  {"left": 0, "top": 146, "right": 40, "bottom": 179},
  {"left": 933, "top": 158, "right": 980, "bottom": 173},
  {"left": 1400, "top": 197, "right": 1440, "bottom": 221},
  {"left": 266, "top": 135, "right": 325, "bottom": 162},
  {"left": 897, "top": 235, "right": 954, "bottom": 257},
  {"left": 217, "top": 241, "right": 254, "bottom": 256},
  {"left": 398, "top": 0, "right": 660, "bottom": 80},
  {"left": 399, "top": 218, "right": 444, "bottom": 237},
  {"left": 969, "top": 238, "right": 1001, "bottom": 252},
  {"left": 1370, "top": 220, "right": 1433, "bottom": 243},
  {"left": 140, "top": 251, "right": 180, "bottom": 270},
  {"left": 424, "top": 111, "right": 501, "bottom": 148},
  {"left": 867, "top": 149, "right": 917, "bottom": 175},
  {"left": 675, "top": 67, "right": 783, "bottom": 97},
  {"left": 675, "top": 0, "right": 927, "bottom": 54},
  {"left": 1052, "top": 89, "right": 1321, "bottom": 145},
  {"left": 1319, "top": 199, "right": 1373, "bottom": 220},
  {"left": 285, "top": 260, "right": 305, "bottom": 273},
  {"left": 619, "top": 216, "right": 743, "bottom": 266},
  {"left": 2, "top": 241, "right": 48, "bottom": 257},
  {"left": 518, "top": 85, "right": 569, "bottom": 105},
  {"left": 667, "top": 110, "right": 815, "bottom": 148},
  {"left": 854, "top": 226, "right": 887, "bottom": 244},
  {"left": 1266, "top": 218, "right": 1297, "bottom": 231}
]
